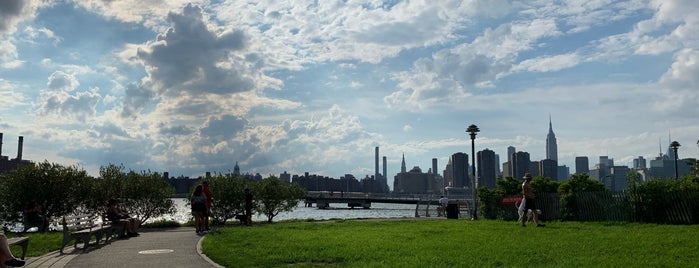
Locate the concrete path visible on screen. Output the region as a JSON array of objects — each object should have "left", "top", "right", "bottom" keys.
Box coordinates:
[{"left": 22, "top": 227, "right": 222, "bottom": 268}]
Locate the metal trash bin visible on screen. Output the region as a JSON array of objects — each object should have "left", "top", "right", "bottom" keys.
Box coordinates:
[{"left": 446, "top": 203, "right": 459, "bottom": 219}]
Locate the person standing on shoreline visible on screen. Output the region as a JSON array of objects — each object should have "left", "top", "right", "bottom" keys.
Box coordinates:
[
  {"left": 202, "top": 181, "right": 212, "bottom": 231},
  {"left": 191, "top": 185, "right": 207, "bottom": 234},
  {"left": 521, "top": 173, "right": 545, "bottom": 227}
]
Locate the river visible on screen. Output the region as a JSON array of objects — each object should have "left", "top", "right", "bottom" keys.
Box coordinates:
[{"left": 152, "top": 198, "right": 440, "bottom": 224}]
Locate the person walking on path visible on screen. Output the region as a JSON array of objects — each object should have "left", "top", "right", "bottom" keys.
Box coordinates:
[
  {"left": 521, "top": 173, "right": 545, "bottom": 227},
  {"left": 202, "top": 181, "right": 212, "bottom": 231},
  {"left": 191, "top": 185, "right": 208, "bottom": 234},
  {"left": 244, "top": 188, "right": 253, "bottom": 226}
]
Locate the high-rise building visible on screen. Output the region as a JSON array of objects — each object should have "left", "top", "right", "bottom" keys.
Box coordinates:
[
  {"left": 633, "top": 156, "right": 647, "bottom": 169},
  {"left": 450, "top": 152, "right": 470, "bottom": 188},
  {"left": 575, "top": 156, "right": 589, "bottom": 174},
  {"left": 546, "top": 116, "right": 558, "bottom": 162},
  {"left": 512, "top": 151, "right": 531, "bottom": 180},
  {"left": 477, "top": 149, "right": 497, "bottom": 189},
  {"left": 539, "top": 159, "right": 557, "bottom": 180},
  {"left": 443, "top": 158, "right": 453, "bottom": 187},
  {"left": 432, "top": 158, "right": 438, "bottom": 176},
  {"left": 507, "top": 146, "right": 516, "bottom": 176}
]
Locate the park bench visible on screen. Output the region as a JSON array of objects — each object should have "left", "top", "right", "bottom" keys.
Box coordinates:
[
  {"left": 8, "top": 236, "right": 28, "bottom": 260},
  {"left": 60, "top": 214, "right": 111, "bottom": 254}
]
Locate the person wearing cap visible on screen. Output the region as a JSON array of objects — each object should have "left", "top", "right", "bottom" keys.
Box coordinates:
[{"left": 521, "top": 173, "right": 545, "bottom": 227}]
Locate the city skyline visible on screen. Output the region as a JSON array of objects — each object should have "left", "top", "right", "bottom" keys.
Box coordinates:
[{"left": 1, "top": 1, "right": 698, "bottom": 186}]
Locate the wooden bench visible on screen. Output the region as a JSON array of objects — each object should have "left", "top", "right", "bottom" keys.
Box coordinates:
[
  {"left": 8, "top": 237, "right": 29, "bottom": 260},
  {"left": 60, "top": 214, "right": 111, "bottom": 254}
]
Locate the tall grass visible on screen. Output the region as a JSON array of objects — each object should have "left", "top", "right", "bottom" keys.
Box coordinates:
[{"left": 202, "top": 219, "right": 699, "bottom": 267}]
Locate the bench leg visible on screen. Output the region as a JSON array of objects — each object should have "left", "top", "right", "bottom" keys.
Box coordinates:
[{"left": 19, "top": 240, "right": 28, "bottom": 260}]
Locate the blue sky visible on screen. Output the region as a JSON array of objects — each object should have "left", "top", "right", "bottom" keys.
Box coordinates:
[{"left": 1, "top": 0, "right": 697, "bottom": 186}]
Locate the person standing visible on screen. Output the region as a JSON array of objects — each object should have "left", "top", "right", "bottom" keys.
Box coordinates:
[
  {"left": 202, "top": 181, "right": 212, "bottom": 231},
  {"left": 438, "top": 196, "right": 449, "bottom": 217},
  {"left": 244, "top": 188, "right": 253, "bottom": 226},
  {"left": 191, "top": 185, "right": 207, "bottom": 234},
  {"left": 521, "top": 173, "right": 545, "bottom": 227}
]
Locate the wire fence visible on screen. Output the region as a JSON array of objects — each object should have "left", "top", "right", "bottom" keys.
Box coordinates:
[{"left": 481, "top": 190, "right": 699, "bottom": 224}]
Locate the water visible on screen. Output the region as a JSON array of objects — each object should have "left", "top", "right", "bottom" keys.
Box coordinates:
[{"left": 152, "top": 198, "right": 440, "bottom": 224}]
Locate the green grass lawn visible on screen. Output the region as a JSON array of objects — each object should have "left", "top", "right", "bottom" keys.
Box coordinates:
[{"left": 202, "top": 219, "right": 699, "bottom": 267}]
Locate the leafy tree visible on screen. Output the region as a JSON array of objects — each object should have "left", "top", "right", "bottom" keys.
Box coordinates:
[
  {"left": 557, "top": 173, "right": 605, "bottom": 221},
  {"left": 121, "top": 170, "right": 176, "bottom": 224},
  {"left": 88, "top": 164, "right": 175, "bottom": 224},
  {"left": 0, "top": 161, "right": 92, "bottom": 229},
  {"left": 206, "top": 173, "right": 251, "bottom": 225},
  {"left": 255, "top": 176, "right": 306, "bottom": 223},
  {"left": 531, "top": 176, "right": 560, "bottom": 195},
  {"left": 494, "top": 177, "right": 521, "bottom": 196}
]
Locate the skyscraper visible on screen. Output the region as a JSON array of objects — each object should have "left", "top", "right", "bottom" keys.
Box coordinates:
[
  {"left": 450, "top": 152, "right": 469, "bottom": 188},
  {"left": 575, "top": 156, "right": 589, "bottom": 174},
  {"left": 477, "top": 149, "right": 497, "bottom": 189},
  {"left": 512, "top": 151, "right": 531, "bottom": 180},
  {"left": 546, "top": 116, "right": 558, "bottom": 162}
]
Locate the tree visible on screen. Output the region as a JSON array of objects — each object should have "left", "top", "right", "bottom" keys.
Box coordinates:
[
  {"left": 531, "top": 176, "right": 560, "bottom": 195},
  {"left": 88, "top": 164, "right": 175, "bottom": 224},
  {"left": 255, "top": 176, "right": 306, "bottom": 223},
  {"left": 206, "top": 173, "right": 250, "bottom": 225},
  {"left": 557, "top": 173, "right": 605, "bottom": 221},
  {"left": 121, "top": 170, "right": 176, "bottom": 224},
  {"left": 0, "top": 161, "right": 92, "bottom": 230}
]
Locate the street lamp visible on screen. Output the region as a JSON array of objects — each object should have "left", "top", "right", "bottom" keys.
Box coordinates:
[
  {"left": 466, "top": 124, "right": 480, "bottom": 220},
  {"left": 670, "top": 141, "right": 681, "bottom": 180}
]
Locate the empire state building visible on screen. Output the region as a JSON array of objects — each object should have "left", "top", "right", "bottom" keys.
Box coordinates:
[{"left": 546, "top": 116, "right": 558, "bottom": 162}]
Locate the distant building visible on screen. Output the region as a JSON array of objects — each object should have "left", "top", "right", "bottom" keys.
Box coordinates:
[
  {"left": 546, "top": 116, "right": 558, "bottom": 162},
  {"left": 443, "top": 158, "right": 453, "bottom": 188},
  {"left": 0, "top": 134, "right": 32, "bottom": 174},
  {"left": 450, "top": 152, "right": 470, "bottom": 189},
  {"left": 512, "top": 151, "right": 531, "bottom": 180},
  {"left": 477, "top": 149, "right": 497, "bottom": 189},
  {"left": 633, "top": 156, "right": 647, "bottom": 169},
  {"left": 393, "top": 166, "right": 436, "bottom": 194},
  {"left": 280, "top": 171, "right": 291, "bottom": 183},
  {"left": 539, "top": 159, "right": 558, "bottom": 180},
  {"left": 575, "top": 156, "right": 589, "bottom": 175}
]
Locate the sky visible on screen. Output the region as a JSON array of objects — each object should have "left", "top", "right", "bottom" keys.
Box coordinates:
[{"left": 1, "top": 0, "right": 698, "bottom": 187}]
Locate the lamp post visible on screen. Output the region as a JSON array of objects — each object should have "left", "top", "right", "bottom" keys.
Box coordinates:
[
  {"left": 670, "top": 141, "right": 681, "bottom": 180},
  {"left": 466, "top": 124, "right": 480, "bottom": 220}
]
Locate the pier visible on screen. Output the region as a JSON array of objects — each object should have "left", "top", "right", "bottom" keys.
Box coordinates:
[{"left": 304, "top": 191, "right": 471, "bottom": 212}]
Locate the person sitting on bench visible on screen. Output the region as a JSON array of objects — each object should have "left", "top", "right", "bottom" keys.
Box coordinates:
[
  {"left": 106, "top": 199, "right": 140, "bottom": 237},
  {"left": 0, "top": 232, "right": 24, "bottom": 267}
]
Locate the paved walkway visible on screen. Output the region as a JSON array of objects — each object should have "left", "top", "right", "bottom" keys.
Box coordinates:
[{"left": 23, "top": 227, "right": 222, "bottom": 268}]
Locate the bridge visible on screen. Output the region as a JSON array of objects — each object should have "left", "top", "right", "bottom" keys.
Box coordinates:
[{"left": 304, "top": 191, "right": 472, "bottom": 210}]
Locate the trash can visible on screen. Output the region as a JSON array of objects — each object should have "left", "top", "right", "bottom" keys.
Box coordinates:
[{"left": 446, "top": 203, "right": 459, "bottom": 219}]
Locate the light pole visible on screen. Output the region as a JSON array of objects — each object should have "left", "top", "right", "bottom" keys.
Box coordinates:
[
  {"left": 466, "top": 124, "right": 479, "bottom": 220},
  {"left": 670, "top": 141, "right": 681, "bottom": 180}
]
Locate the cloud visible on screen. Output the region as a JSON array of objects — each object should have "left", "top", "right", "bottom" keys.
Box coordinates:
[
  {"left": 135, "top": 4, "right": 254, "bottom": 96},
  {"left": 0, "top": 0, "right": 39, "bottom": 35},
  {"left": 655, "top": 48, "right": 699, "bottom": 117},
  {"left": 384, "top": 19, "right": 560, "bottom": 110},
  {"left": 37, "top": 71, "right": 101, "bottom": 122},
  {"left": 513, "top": 53, "right": 581, "bottom": 73}
]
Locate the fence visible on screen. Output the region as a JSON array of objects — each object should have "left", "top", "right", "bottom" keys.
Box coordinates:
[{"left": 481, "top": 190, "right": 699, "bottom": 224}]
